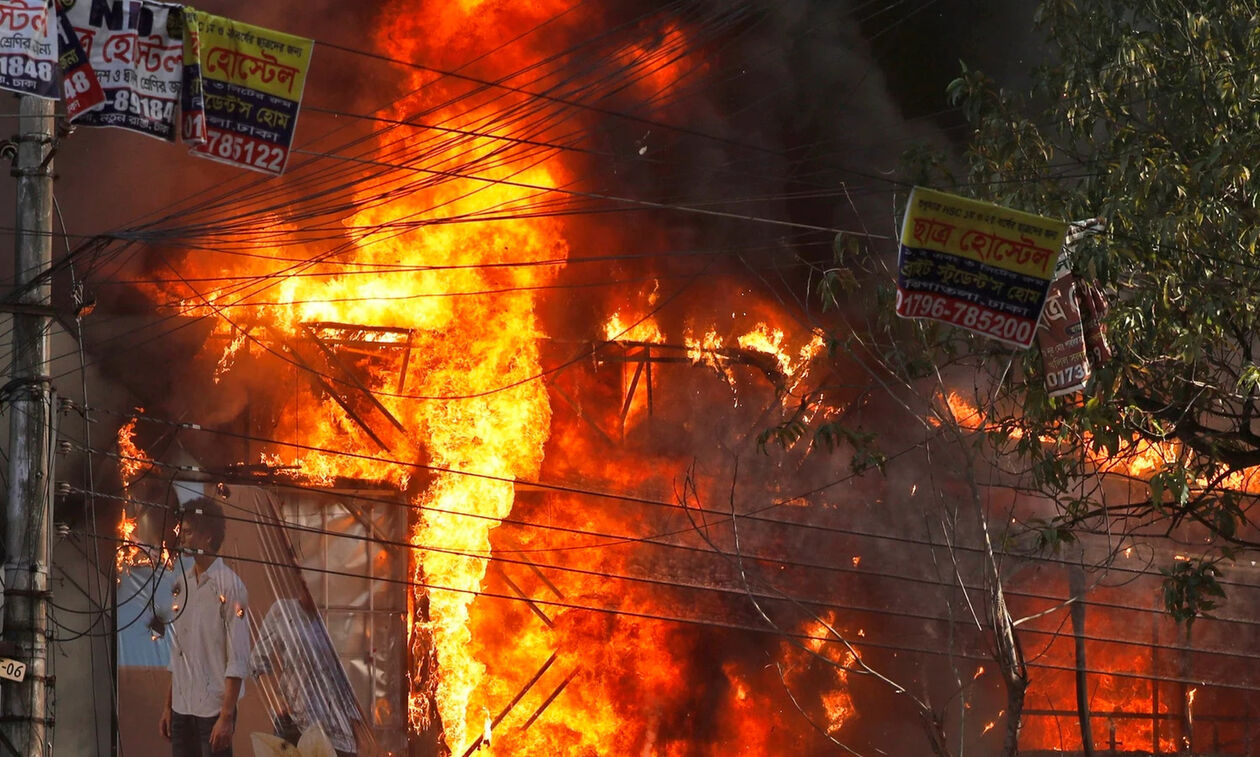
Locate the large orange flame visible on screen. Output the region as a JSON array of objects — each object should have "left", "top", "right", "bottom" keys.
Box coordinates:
[{"left": 133, "top": 2, "right": 909, "bottom": 752}]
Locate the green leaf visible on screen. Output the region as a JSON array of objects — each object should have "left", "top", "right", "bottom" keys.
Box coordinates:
[
  {"left": 1161, "top": 558, "right": 1228, "bottom": 628},
  {"left": 1238, "top": 364, "right": 1260, "bottom": 395},
  {"left": 755, "top": 419, "right": 808, "bottom": 455}
]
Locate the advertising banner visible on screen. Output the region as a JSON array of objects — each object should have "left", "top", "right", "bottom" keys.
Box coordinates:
[
  {"left": 896, "top": 187, "right": 1068, "bottom": 349},
  {"left": 177, "top": 4, "right": 203, "bottom": 143},
  {"left": 54, "top": 0, "right": 104, "bottom": 118},
  {"left": 1036, "top": 218, "right": 1108, "bottom": 396},
  {"left": 1036, "top": 255, "right": 1090, "bottom": 396},
  {"left": 186, "top": 11, "right": 311, "bottom": 175},
  {"left": 61, "top": 0, "right": 185, "bottom": 141},
  {"left": 0, "top": 0, "right": 58, "bottom": 99},
  {"left": 1078, "top": 280, "right": 1112, "bottom": 366}
]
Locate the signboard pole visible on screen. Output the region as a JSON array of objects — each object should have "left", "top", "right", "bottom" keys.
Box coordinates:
[{"left": 2, "top": 92, "right": 56, "bottom": 757}]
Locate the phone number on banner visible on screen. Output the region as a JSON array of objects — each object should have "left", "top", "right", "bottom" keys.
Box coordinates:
[
  {"left": 1, "top": 55, "right": 53, "bottom": 85},
  {"left": 201, "top": 130, "right": 288, "bottom": 174},
  {"left": 896, "top": 290, "right": 1034, "bottom": 346}
]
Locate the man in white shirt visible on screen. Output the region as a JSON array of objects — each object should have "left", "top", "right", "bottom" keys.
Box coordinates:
[{"left": 158, "top": 498, "right": 250, "bottom": 757}]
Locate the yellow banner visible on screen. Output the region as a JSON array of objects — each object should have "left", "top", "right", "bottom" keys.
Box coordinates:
[
  {"left": 193, "top": 11, "right": 311, "bottom": 102},
  {"left": 900, "top": 187, "right": 1066, "bottom": 280}
]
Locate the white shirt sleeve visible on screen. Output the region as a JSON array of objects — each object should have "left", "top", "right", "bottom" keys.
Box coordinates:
[
  {"left": 165, "top": 575, "right": 187, "bottom": 675},
  {"left": 222, "top": 577, "right": 251, "bottom": 681}
]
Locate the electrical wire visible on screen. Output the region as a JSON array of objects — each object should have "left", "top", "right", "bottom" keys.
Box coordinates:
[
  {"left": 75, "top": 406, "right": 1260, "bottom": 586},
  {"left": 68, "top": 479, "right": 1260, "bottom": 669},
  {"left": 17, "top": 2, "right": 1260, "bottom": 750},
  {"left": 61, "top": 411, "right": 1260, "bottom": 628},
  {"left": 76, "top": 529, "right": 1260, "bottom": 697}
]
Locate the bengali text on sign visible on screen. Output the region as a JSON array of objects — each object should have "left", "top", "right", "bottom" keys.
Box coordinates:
[
  {"left": 895, "top": 187, "right": 1068, "bottom": 348},
  {"left": 186, "top": 11, "right": 311, "bottom": 176}
]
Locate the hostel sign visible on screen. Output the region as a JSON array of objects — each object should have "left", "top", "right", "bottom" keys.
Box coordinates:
[
  {"left": 184, "top": 11, "right": 312, "bottom": 175},
  {"left": 896, "top": 187, "right": 1068, "bottom": 349}
]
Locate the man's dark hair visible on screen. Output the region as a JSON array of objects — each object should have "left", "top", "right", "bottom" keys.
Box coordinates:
[{"left": 182, "top": 496, "right": 227, "bottom": 552}]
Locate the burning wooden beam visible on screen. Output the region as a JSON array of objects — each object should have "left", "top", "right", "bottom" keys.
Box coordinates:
[
  {"left": 522, "top": 555, "right": 564, "bottom": 600},
  {"left": 545, "top": 380, "right": 619, "bottom": 448},
  {"left": 520, "top": 669, "right": 579, "bottom": 731},
  {"left": 495, "top": 564, "right": 553, "bottom": 628},
  {"left": 275, "top": 330, "right": 393, "bottom": 452},
  {"left": 300, "top": 323, "right": 408, "bottom": 435},
  {"left": 458, "top": 651, "right": 560, "bottom": 757},
  {"left": 264, "top": 324, "right": 417, "bottom": 454},
  {"left": 592, "top": 340, "right": 788, "bottom": 390},
  {"left": 618, "top": 350, "right": 648, "bottom": 436}
]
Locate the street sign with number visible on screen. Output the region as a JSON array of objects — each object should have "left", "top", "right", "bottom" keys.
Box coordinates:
[{"left": 0, "top": 658, "right": 26, "bottom": 682}]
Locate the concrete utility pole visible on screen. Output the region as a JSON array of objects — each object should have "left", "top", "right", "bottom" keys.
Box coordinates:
[{"left": 2, "top": 93, "right": 57, "bottom": 756}]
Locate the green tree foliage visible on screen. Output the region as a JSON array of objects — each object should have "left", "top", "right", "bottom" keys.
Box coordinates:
[{"left": 941, "top": 0, "right": 1260, "bottom": 620}]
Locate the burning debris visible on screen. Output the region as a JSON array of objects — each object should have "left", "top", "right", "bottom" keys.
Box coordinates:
[{"left": 114, "top": 414, "right": 177, "bottom": 575}]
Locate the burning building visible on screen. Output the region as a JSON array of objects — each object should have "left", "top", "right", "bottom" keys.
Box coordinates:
[{"left": 12, "top": 0, "right": 1260, "bottom": 756}]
